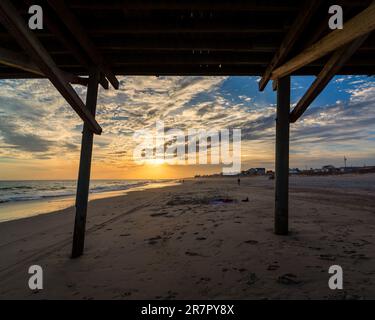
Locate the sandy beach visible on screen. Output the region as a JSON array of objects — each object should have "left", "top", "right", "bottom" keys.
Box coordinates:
[{"left": 0, "top": 173, "right": 374, "bottom": 300}]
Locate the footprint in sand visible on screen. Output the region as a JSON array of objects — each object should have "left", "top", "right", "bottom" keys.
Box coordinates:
[
  {"left": 185, "top": 250, "right": 205, "bottom": 257},
  {"left": 244, "top": 240, "right": 259, "bottom": 245},
  {"left": 196, "top": 237, "right": 207, "bottom": 241},
  {"left": 267, "top": 265, "right": 280, "bottom": 271},
  {"left": 119, "top": 291, "right": 132, "bottom": 298},
  {"left": 351, "top": 253, "right": 370, "bottom": 260},
  {"left": 353, "top": 239, "right": 371, "bottom": 247},
  {"left": 308, "top": 246, "right": 322, "bottom": 251},
  {"left": 246, "top": 273, "right": 259, "bottom": 285},
  {"left": 146, "top": 236, "right": 162, "bottom": 245},
  {"left": 277, "top": 273, "right": 301, "bottom": 285},
  {"left": 150, "top": 211, "right": 169, "bottom": 217},
  {"left": 319, "top": 254, "right": 336, "bottom": 261},
  {"left": 196, "top": 277, "right": 211, "bottom": 284}
]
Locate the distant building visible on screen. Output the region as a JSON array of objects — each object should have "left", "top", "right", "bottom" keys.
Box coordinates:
[
  {"left": 289, "top": 168, "right": 301, "bottom": 175},
  {"left": 244, "top": 168, "right": 257, "bottom": 176},
  {"left": 241, "top": 168, "right": 266, "bottom": 176},
  {"left": 256, "top": 168, "right": 266, "bottom": 175},
  {"left": 322, "top": 165, "right": 337, "bottom": 173}
]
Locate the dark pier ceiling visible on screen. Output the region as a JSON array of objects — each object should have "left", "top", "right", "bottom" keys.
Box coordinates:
[{"left": 0, "top": 0, "right": 374, "bottom": 78}]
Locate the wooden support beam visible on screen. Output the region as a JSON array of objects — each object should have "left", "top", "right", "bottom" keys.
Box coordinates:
[
  {"left": 275, "top": 76, "right": 290, "bottom": 235},
  {"left": 2, "top": 63, "right": 375, "bottom": 78},
  {"left": 84, "top": 18, "right": 284, "bottom": 36},
  {"left": 90, "top": 37, "right": 278, "bottom": 53},
  {"left": 48, "top": 0, "right": 119, "bottom": 89},
  {"left": 99, "top": 74, "right": 109, "bottom": 90},
  {"left": 290, "top": 36, "right": 368, "bottom": 123},
  {"left": 301, "top": 14, "right": 330, "bottom": 50},
  {"left": 0, "top": 47, "right": 43, "bottom": 76},
  {"left": 0, "top": 47, "right": 88, "bottom": 85},
  {"left": 272, "top": 80, "right": 278, "bottom": 91},
  {"left": 69, "top": 0, "right": 370, "bottom": 11},
  {"left": 69, "top": 1, "right": 299, "bottom": 12},
  {"left": 258, "top": 1, "right": 321, "bottom": 91},
  {"left": 271, "top": 1, "right": 375, "bottom": 80},
  {"left": 71, "top": 69, "right": 100, "bottom": 259},
  {"left": 34, "top": 2, "right": 108, "bottom": 89},
  {"left": 104, "top": 52, "right": 272, "bottom": 65},
  {"left": 0, "top": 0, "right": 101, "bottom": 134},
  {"left": 63, "top": 73, "right": 89, "bottom": 86}
]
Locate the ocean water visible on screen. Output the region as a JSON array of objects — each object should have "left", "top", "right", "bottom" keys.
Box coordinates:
[
  {"left": 0, "top": 179, "right": 176, "bottom": 222},
  {"left": 0, "top": 180, "right": 156, "bottom": 204}
]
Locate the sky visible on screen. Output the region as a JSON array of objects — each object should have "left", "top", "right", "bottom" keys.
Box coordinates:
[{"left": 0, "top": 75, "right": 374, "bottom": 180}]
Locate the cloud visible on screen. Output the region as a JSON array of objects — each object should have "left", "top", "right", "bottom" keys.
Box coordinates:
[
  {"left": 0, "top": 116, "right": 53, "bottom": 152},
  {"left": 0, "top": 75, "right": 374, "bottom": 172}
]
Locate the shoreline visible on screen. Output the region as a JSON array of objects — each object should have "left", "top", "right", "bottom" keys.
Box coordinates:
[
  {"left": 1, "top": 172, "right": 374, "bottom": 224},
  {"left": 0, "top": 180, "right": 180, "bottom": 223}
]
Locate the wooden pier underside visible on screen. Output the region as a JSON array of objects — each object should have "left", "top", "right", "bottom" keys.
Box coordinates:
[{"left": 0, "top": 0, "right": 374, "bottom": 257}]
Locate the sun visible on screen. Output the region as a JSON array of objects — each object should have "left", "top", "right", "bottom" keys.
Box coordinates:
[{"left": 144, "top": 158, "right": 165, "bottom": 166}]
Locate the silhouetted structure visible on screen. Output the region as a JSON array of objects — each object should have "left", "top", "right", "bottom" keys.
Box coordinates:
[{"left": 0, "top": 0, "right": 374, "bottom": 257}]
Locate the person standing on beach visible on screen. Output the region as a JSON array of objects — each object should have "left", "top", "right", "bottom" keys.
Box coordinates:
[{"left": 237, "top": 177, "right": 241, "bottom": 186}]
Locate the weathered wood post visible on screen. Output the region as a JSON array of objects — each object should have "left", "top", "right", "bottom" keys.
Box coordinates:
[
  {"left": 71, "top": 69, "right": 100, "bottom": 258},
  {"left": 274, "top": 76, "right": 290, "bottom": 235}
]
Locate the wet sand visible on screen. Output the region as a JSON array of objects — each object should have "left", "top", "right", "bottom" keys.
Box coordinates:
[{"left": 0, "top": 174, "right": 374, "bottom": 299}]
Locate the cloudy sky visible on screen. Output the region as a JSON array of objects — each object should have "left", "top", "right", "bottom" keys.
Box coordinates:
[{"left": 0, "top": 75, "right": 374, "bottom": 180}]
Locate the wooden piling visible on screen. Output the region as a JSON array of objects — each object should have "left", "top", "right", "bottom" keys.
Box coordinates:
[
  {"left": 71, "top": 70, "right": 100, "bottom": 258},
  {"left": 274, "top": 76, "right": 290, "bottom": 235}
]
